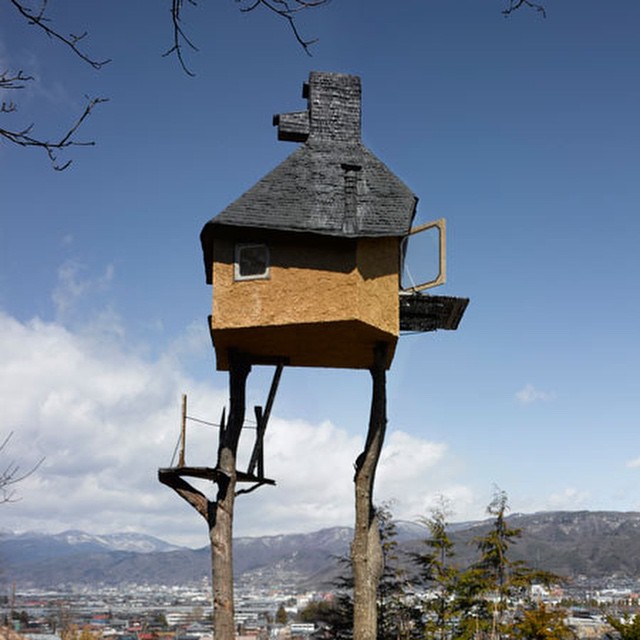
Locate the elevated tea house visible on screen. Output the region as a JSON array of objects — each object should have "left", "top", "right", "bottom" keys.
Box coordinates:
[
  {"left": 163, "top": 71, "right": 468, "bottom": 640},
  {"left": 200, "top": 72, "right": 465, "bottom": 371}
]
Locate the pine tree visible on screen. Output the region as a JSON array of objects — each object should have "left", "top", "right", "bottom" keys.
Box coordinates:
[
  {"left": 472, "top": 488, "right": 528, "bottom": 640},
  {"left": 411, "top": 498, "right": 460, "bottom": 640},
  {"left": 328, "top": 503, "right": 415, "bottom": 640},
  {"left": 513, "top": 603, "right": 574, "bottom": 640},
  {"left": 606, "top": 614, "right": 640, "bottom": 640},
  {"left": 410, "top": 489, "right": 565, "bottom": 640},
  {"left": 275, "top": 604, "right": 288, "bottom": 625},
  {"left": 376, "top": 504, "right": 413, "bottom": 640},
  {"left": 470, "top": 488, "right": 563, "bottom": 640}
]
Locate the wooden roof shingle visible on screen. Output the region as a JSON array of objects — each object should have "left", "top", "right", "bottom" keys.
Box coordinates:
[{"left": 201, "top": 72, "right": 418, "bottom": 281}]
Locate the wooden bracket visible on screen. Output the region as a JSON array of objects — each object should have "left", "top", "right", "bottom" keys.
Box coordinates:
[{"left": 247, "top": 361, "right": 284, "bottom": 478}]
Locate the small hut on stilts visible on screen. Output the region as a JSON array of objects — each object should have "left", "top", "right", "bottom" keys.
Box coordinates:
[{"left": 160, "top": 71, "right": 468, "bottom": 640}]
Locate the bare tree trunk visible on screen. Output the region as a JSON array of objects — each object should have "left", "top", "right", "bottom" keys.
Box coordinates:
[
  {"left": 212, "top": 352, "right": 251, "bottom": 640},
  {"left": 158, "top": 352, "right": 252, "bottom": 640},
  {"left": 352, "top": 343, "right": 388, "bottom": 640}
]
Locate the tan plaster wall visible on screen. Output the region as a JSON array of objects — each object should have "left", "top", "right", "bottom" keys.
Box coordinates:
[
  {"left": 211, "top": 321, "right": 398, "bottom": 370},
  {"left": 355, "top": 237, "right": 399, "bottom": 336},
  {"left": 209, "top": 233, "right": 400, "bottom": 369}
]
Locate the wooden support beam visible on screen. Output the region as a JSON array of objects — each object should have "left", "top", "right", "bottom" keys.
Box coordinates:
[
  {"left": 158, "top": 468, "right": 209, "bottom": 522},
  {"left": 158, "top": 466, "right": 275, "bottom": 486},
  {"left": 160, "top": 353, "right": 282, "bottom": 640},
  {"left": 251, "top": 406, "right": 266, "bottom": 479},
  {"left": 247, "top": 362, "right": 283, "bottom": 478},
  {"left": 352, "top": 342, "right": 388, "bottom": 640},
  {"left": 211, "top": 351, "right": 251, "bottom": 640}
]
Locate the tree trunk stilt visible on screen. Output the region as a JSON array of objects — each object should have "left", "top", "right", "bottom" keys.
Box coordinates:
[
  {"left": 211, "top": 352, "right": 251, "bottom": 640},
  {"left": 352, "top": 342, "right": 388, "bottom": 640}
]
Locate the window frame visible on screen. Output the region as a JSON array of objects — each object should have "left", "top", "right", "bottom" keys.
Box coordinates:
[{"left": 233, "top": 243, "right": 270, "bottom": 281}]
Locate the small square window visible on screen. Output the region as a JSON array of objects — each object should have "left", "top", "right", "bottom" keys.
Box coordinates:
[{"left": 234, "top": 244, "right": 270, "bottom": 280}]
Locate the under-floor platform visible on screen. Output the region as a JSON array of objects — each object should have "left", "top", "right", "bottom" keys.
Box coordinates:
[{"left": 158, "top": 466, "right": 275, "bottom": 486}]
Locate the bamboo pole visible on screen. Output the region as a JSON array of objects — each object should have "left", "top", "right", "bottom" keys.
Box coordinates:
[{"left": 178, "top": 393, "right": 187, "bottom": 468}]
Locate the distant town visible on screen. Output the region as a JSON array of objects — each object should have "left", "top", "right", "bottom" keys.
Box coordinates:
[
  {"left": 2, "top": 577, "right": 640, "bottom": 640},
  {"left": 5, "top": 510, "right": 640, "bottom": 640}
]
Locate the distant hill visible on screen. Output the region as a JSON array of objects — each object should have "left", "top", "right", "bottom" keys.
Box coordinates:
[
  {"left": 1, "top": 529, "right": 181, "bottom": 564},
  {"left": 477, "top": 511, "right": 640, "bottom": 579},
  {"left": 3, "top": 511, "right": 640, "bottom": 589},
  {"left": 399, "top": 511, "right": 640, "bottom": 586}
]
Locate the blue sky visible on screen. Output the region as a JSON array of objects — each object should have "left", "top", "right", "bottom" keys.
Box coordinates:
[{"left": 1, "top": 0, "right": 639, "bottom": 547}]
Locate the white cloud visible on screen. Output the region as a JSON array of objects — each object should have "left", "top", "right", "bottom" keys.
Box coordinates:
[
  {"left": 376, "top": 432, "right": 468, "bottom": 519},
  {"left": 231, "top": 423, "right": 475, "bottom": 538},
  {"left": 0, "top": 310, "right": 223, "bottom": 546},
  {"left": 52, "top": 260, "right": 114, "bottom": 317},
  {"left": 503, "top": 488, "right": 589, "bottom": 517},
  {"left": 626, "top": 457, "right": 640, "bottom": 469},
  {"left": 0, "top": 310, "right": 471, "bottom": 546},
  {"left": 233, "top": 417, "right": 361, "bottom": 535},
  {"left": 544, "top": 487, "right": 590, "bottom": 510},
  {"left": 515, "top": 383, "right": 555, "bottom": 405}
]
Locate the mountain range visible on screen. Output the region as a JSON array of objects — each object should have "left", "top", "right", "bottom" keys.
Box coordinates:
[{"left": 3, "top": 511, "right": 640, "bottom": 589}]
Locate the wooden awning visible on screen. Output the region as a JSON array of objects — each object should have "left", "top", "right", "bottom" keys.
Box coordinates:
[{"left": 399, "top": 293, "right": 469, "bottom": 332}]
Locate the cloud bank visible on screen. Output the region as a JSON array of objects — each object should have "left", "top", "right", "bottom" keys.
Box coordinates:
[{"left": 0, "top": 311, "right": 470, "bottom": 547}]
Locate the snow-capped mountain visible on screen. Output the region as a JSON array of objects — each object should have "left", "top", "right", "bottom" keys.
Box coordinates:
[
  {"left": 1, "top": 529, "right": 181, "bottom": 565},
  {"left": 4, "top": 512, "right": 640, "bottom": 589},
  {"left": 54, "top": 530, "right": 182, "bottom": 553}
]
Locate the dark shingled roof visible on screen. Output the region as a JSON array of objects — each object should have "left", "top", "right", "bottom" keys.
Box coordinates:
[{"left": 201, "top": 71, "right": 418, "bottom": 250}]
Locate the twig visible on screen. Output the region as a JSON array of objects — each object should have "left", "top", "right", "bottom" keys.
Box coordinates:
[
  {"left": 239, "top": 0, "right": 329, "bottom": 55},
  {"left": 502, "top": 0, "right": 546, "bottom": 18},
  {"left": 163, "top": 0, "right": 199, "bottom": 77},
  {"left": 4, "top": 1, "right": 110, "bottom": 168},
  {"left": 8, "top": 0, "right": 111, "bottom": 68},
  {"left": 0, "top": 432, "right": 45, "bottom": 503},
  {"left": 165, "top": 0, "right": 330, "bottom": 74},
  {"left": 0, "top": 96, "right": 109, "bottom": 170},
  {"left": 1, "top": 70, "right": 34, "bottom": 113},
  {"left": 236, "top": 481, "right": 271, "bottom": 497}
]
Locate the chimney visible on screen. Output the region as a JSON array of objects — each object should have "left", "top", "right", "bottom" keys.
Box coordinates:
[{"left": 274, "top": 72, "right": 361, "bottom": 145}]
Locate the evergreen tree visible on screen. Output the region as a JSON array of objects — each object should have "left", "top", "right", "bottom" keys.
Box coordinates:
[
  {"left": 411, "top": 498, "right": 460, "bottom": 640},
  {"left": 328, "top": 503, "right": 414, "bottom": 640},
  {"left": 275, "top": 604, "right": 288, "bottom": 625},
  {"left": 410, "top": 489, "right": 565, "bottom": 640},
  {"left": 470, "top": 488, "right": 563, "bottom": 640},
  {"left": 472, "top": 489, "right": 526, "bottom": 638},
  {"left": 329, "top": 552, "right": 356, "bottom": 640},
  {"left": 513, "top": 604, "right": 574, "bottom": 640},
  {"left": 298, "top": 600, "right": 347, "bottom": 629},
  {"left": 606, "top": 614, "right": 640, "bottom": 640},
  {"left": 376, "top": 503, "right": 413, "bottom": 640}
]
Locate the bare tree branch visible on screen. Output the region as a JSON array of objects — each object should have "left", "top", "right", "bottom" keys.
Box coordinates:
[
  {"left": 3, "top": 2, "right": 109, "bottom": 169},
  {"left": 1, "top": 70, "right": 34, "bottom": 113},
  {"left": 238, "top": 0, "right": 330, "bottom": 55},
  {"left": 0, "top": 95, "right": 108, "bottom": 170},
  {"left": 235, "top": 480, "right": 271, "bottom": 497},
  {"left": 4, "top": 0, "right": 537, "bottom": 169},
  {"left": 164, "top": 0, "right": 200, "bottom": 77},
  {"left": 0, "top": 432, "right": 44, "bottom": 504},
  {"left": 165, "top": 0, "right": 330, "bottom": 75},
  {"left": 503, "top": 0, "right": 546, "bottom": 18},
  {"left": 8, "top": 0, "right": 111, "bottom": 69},
  {"left": 0, "top": 69, "right": 34, "bottom": 92}
]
